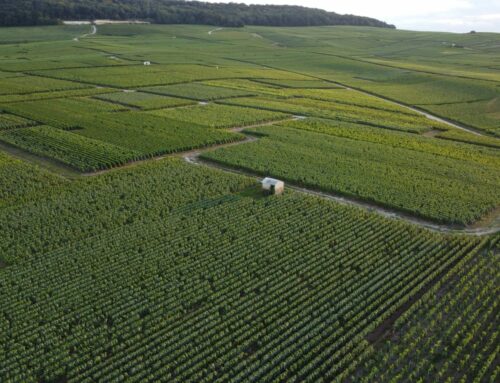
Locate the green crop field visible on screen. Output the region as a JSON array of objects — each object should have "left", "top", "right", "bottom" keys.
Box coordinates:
[
  {"left": 0, "top": 21, "right": 498, "bottom": 383},
  {"left": 139, "top": 82, "right": 256, "bottom": 101},
  {"left": 349, "top": 236, "right": 499, "bottom": 383},
  {"left": 94, "top": 91, "right": 195, "bottom": 110},
  {"left": 219, "top": 95, "right": 451, "bottom": 133},
  {"left": 149, "top": 103, "right": 291, "bottom": 129},
  {"left": 202, "top": 124, "right": 499, "bottom": 224}
]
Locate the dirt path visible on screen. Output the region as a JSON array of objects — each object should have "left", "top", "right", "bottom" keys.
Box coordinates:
[
  {"left": 73, "top": 24, "right": 97, "bottom": 41},
  {"left": 350, "top": 88, "right": 483, "bottom": 136},
  {"left": 182, "top": 136, "right": 499, "bottom": 237},
  {"left": 316, "top": 83, "right": 485, "bottom": 137},
  {"left": 225, "top": 57, "right": 489, "bottom": 137},
  {"left": 208, "top": 28, "right": 223, "bottom": 36},
  {"left": 2, "top": 111, "right": 497, "bottom": 235},
  {"left": 421, "top": 129, "right": 445, "bottom": 138},
  {"left": 0, "top": 118, "right": 292, "bottom": 179}
]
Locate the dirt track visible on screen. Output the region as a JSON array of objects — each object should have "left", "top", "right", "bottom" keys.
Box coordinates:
[{"left": 182, "top": 132, "right": 499, "bottom": 237}]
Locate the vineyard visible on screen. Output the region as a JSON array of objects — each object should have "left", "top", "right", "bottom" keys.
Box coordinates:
[
  {"left": 219, "top": 96, "right": 451, "bottom": 133},
  {"left": 0, "top": 22, "right": 498, "bottom": 383},
  {"left": 0, "top": 126, "right": 142, "bottom": 172},
  {"left": 0, "top": 74, "right": 89, "bottom": 95},
  {"left": 202, "top": 124, "right": 499, "bottom": 224},
  {"left": 0, "top": 168, "right": 490, "bottom": 381},
  {"left": 139, "top": 82, "right": 255, "bottom": 101},
  {"left": 149, "top": 103, "right": 291, "bottom": 129},
  {"left": 0, "top": 150, "right": 66, "bottom": 207},
  {"left": 30, "top": 64, "right": 311, "bottom": 88},
  {"left": 94, "top": 91, "right": 195, "bottom": 110},
  {"left": 0, "top": 113, "right": 36, "bottom": 130},
  {"left": 0, "top": 97, "right": 246, "bottom": 170},
  {"left": 349, "top": 236, "right": 499, "bottom": 382}
]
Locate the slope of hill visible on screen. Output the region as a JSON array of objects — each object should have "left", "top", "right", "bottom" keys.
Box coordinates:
[{"left": 0, "top": 24, "right": 498, "bottom": 383}]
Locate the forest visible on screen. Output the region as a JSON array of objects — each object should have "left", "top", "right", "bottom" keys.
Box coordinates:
[{"left": 0, "top": 0, "right": 396, "bottom": 28}]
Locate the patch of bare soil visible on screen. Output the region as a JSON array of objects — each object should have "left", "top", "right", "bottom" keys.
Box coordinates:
[
  {"left": 468, "top": 206, "right": 500, "bottom": 230},
  {"left": 422, "top": 128, "right": 445, "bottom": 137}
]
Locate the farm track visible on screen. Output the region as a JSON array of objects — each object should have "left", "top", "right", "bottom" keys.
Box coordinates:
[
  {"left": 0, "top": 118, "right": 294, "bottom": 178},
  {"left": 341, "top": 86, "right": 484, "bottom": 136},
  {"left": 73, "top": 24, "right": 97, "bottom": 41},
  {"left": 225, "top": 57, "right": 490, "bottom": 137},
  {"left": 208, "top": 27, "right": 223, "bottom": 36},
  {"left": 307, "top": 51, "right": 500, "bottom": 84},
  {"left": 1, "top": 115, "right": 498, "bottom": 235},
  {"left": 181, "top": 132, "right": 500, "bottom": 237},
  {"left": 1, "top": 36, "right": 497, "bottom": 236}
]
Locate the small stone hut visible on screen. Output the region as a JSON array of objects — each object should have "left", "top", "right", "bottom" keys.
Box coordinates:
[{"left": 261, "top": 177, "right": 285, "bottom": 195}]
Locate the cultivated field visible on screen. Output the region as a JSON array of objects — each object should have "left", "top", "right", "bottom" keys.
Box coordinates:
[{"left": 0, "top": 23, "right": 498, "bottom": 382}]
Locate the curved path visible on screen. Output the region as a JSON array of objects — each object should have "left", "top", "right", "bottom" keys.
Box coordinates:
[
  {"left": 73, "top": 24, "right": 97, "bottom": 41},
  {"left": 208, "top": 27, "right": 223, "bottom": 36},
  {"left": 340, "top": 85, "right": 484, "bottom": 136},
  {"left": 182, "top": 130, "right": 499, "bottom": 237},
  {"left": 1, "top": 116, "right": 497, "bottom": 235},
  {"left": 226, "top": 57, "right": 491, "bottom": 138}
]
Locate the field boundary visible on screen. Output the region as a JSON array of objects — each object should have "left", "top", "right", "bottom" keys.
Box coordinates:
[
  {"left": 185, "top": 155, "right": 499, "bottom": 236},
  {"left": 307, "top": 51, "right": 500, "bottom": 84},
  {"left": 1, "top": 115, "right": 498, "bottom": 234},
  {"left": 179, "top": 124, "right": 500, "bottom": 236},
  {"left": 224, "top": 57, "right": 491, "bottom": 137}
]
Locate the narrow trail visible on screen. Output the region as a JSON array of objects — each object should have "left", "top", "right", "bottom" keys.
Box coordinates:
[
  {"left": 2, "top": 36, "right": 497, "bottom": 234},
  {"left": 341, "top": 85, "right": 484, "bottom": 136},
  {"left": 224, "top": 58, "right": 489, "bottom": 137},
  {"left": 208, "top": 27, "right": 223, "bottom": 36},
  {"left": 181, "top": 132, "right": 500, "bottom": 237},
  {"left": 73, "top": 24, "right": 97, "bottom": 41},
  {"left": 1, "top": 112, "right": 497, "bottom": 235}
]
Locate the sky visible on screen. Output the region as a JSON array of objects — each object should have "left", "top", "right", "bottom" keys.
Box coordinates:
[{"left": 205, "top": 0, "right": 500, "bottom": 33}]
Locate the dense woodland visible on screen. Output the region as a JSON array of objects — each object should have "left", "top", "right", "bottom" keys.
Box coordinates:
[{"left": 0, "top": 0, "right": 395, "bottom": 28}]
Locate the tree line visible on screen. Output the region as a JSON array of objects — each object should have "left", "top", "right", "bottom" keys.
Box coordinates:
[{"left": 0, "top": 0, "right": 396, "bottom": 28}]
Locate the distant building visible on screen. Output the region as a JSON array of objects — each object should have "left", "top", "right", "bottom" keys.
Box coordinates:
[
  {"left": 261, "top": 177, "right": 285, "bottom": 195},
  {"left": 144, "top": 61, "right": 151, "bottom": 66}
]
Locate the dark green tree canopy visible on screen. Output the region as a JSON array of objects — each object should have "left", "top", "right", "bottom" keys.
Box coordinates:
[{"left": 0, "top": 0, "right": 396, "bottom": 28}]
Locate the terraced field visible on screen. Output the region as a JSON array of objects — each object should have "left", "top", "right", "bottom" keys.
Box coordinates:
[{"left": 0, "top": 23, "right": 498, "bottom": 383}]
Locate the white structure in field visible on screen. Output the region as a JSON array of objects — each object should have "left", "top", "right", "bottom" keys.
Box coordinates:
[
  {"left": 261, "top": 177, "right": 285, "bottom": 195},
  {"left": 144, "top": 61, "right": 151, "bottom": 66}
]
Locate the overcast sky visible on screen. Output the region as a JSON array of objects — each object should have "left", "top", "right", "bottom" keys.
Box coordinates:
[{"left": 205, "top": 0, "right": 500, "bottom": 33}]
